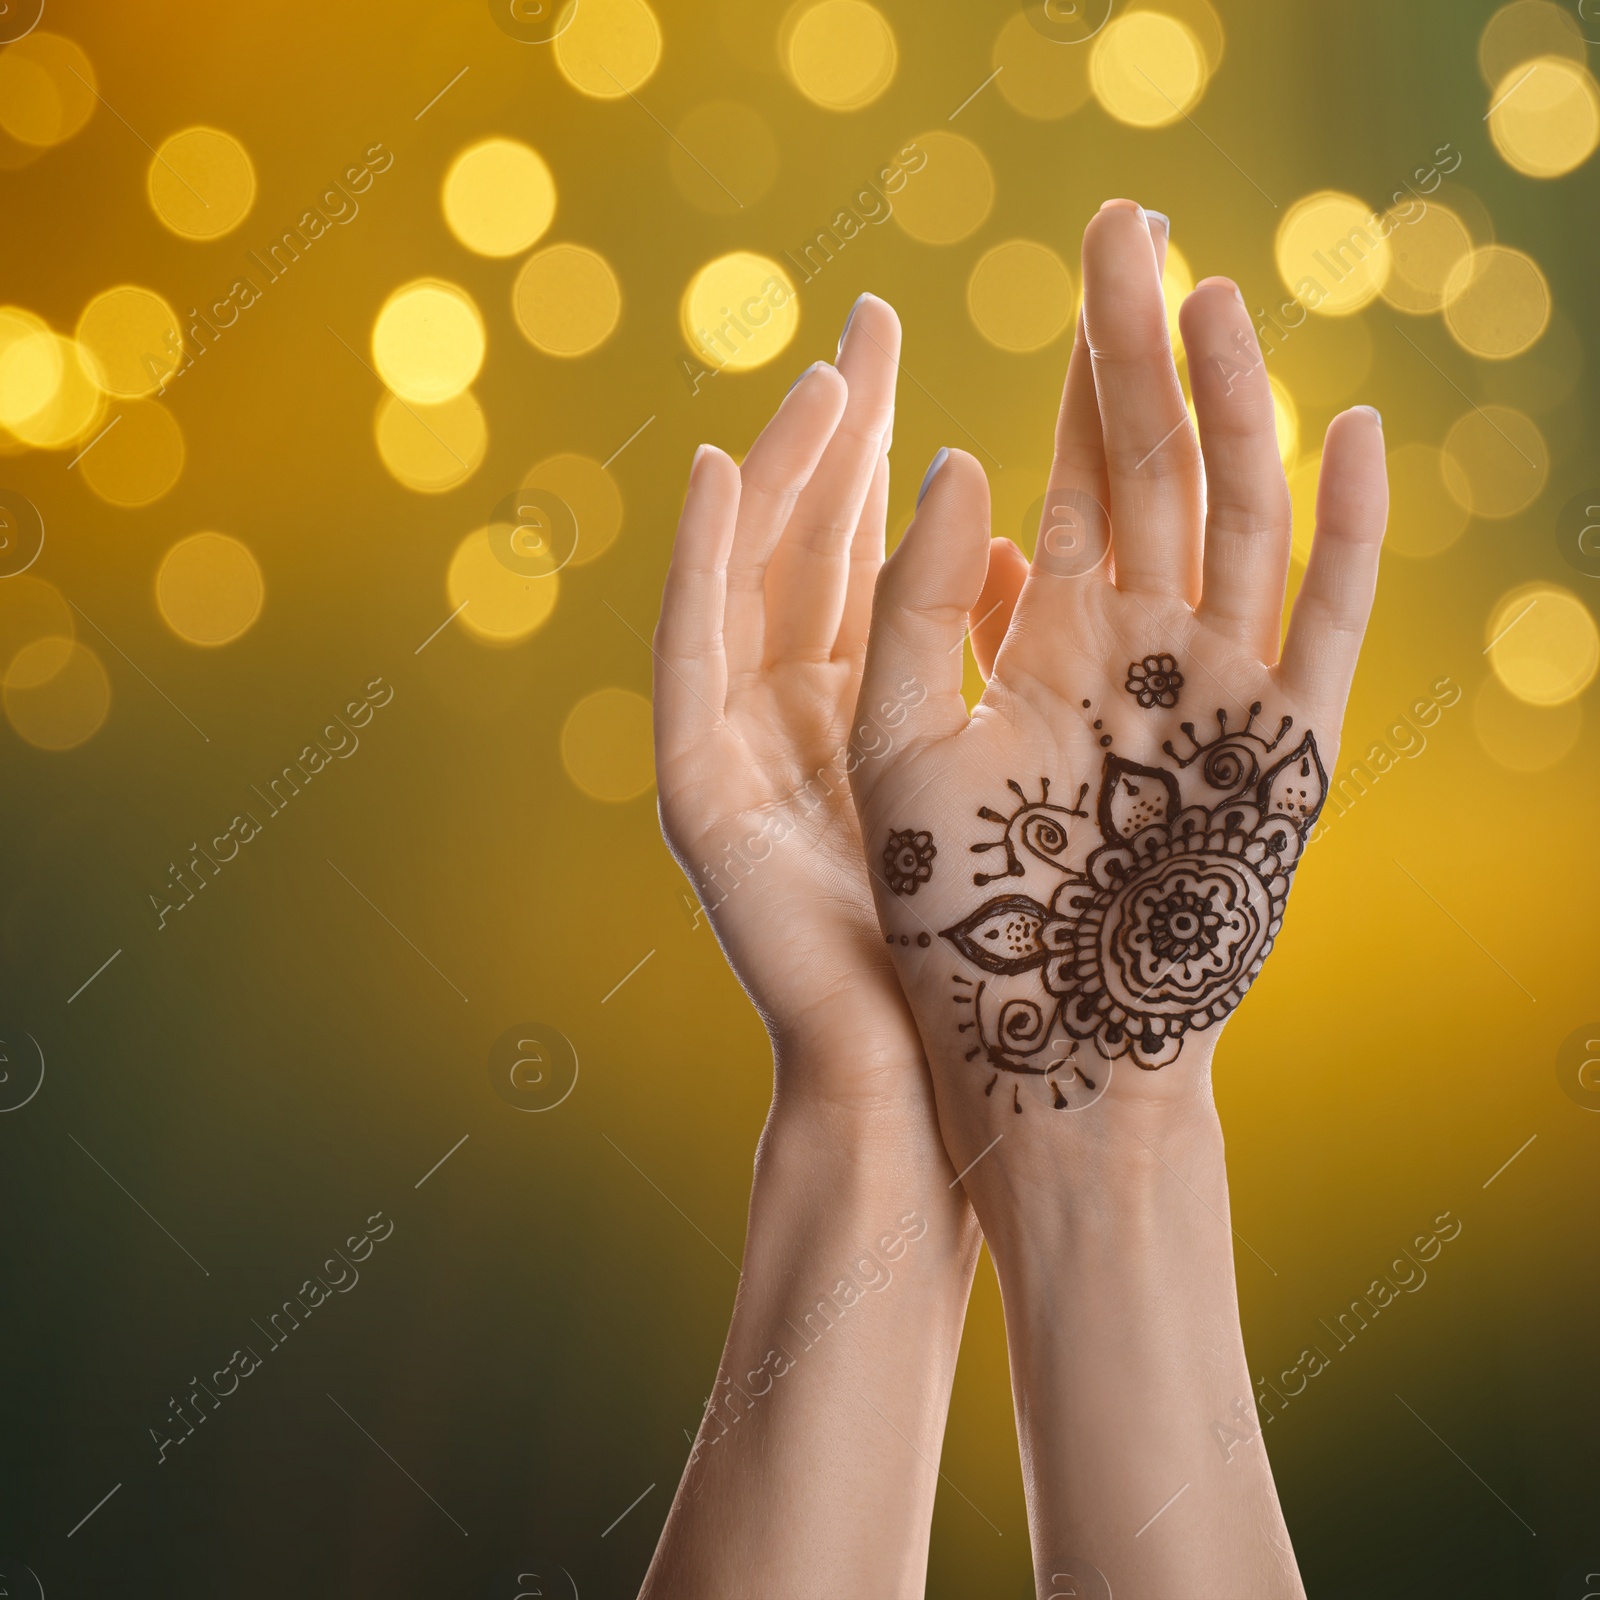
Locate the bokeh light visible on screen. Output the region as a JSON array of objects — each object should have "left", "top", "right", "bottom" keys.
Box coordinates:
[
  {"left": 783, "top": 1, "right": 897, "bottom": 111},
  {"left": 668, "top": 103, "right": 778, "bottom": 214},
  {"left": 560, "top": 687, "right": 655, "bottom": 801},
  {"left": 372, "top": 280, "right": 485, "bottom": 404},
  {"left": 1473, "top": 673, "right": 1583, "bottom": 771},
  {"left": 1478, "top": 0, "right": 1586, "bottom": 87},
  {"left": 375, "top": 391, "right": 487, "bottom": 494},
  {"left": 447, "top": 526, "right": 560, "bottom": 643},
  {"left": 0, "top": 306, "right": 62, "bottom": 427},
  {"left": 1287, "top": 451, "right": 1321, "bottom": 567},
  {"left": 0, "top": 574, "right": 72, "bottom": 685},
  {"left": 1441, "top": 404, "right": 1549, "bottom": 517},
  {"left": 148, "top": 127, "right": 257, "bottom": 240},
  {"left": 8, "top": 336, "right": 105, "bottom": 449},
  {"left": 1161, "top": 241, "right": 1194, "bottom": 346},
  {"left": 78, "top": 398, "right": 185, "bottom": 507},
  {"left": 1275, "top": 191, "right": 1391, "bottom": 315},
  {"left": 553, "top": 0, "right": 662, "bottom": 99},
  {"left": 442, "top": 138, "right": 556, "bottom": 258},
  {"left": 1380, "top": 203, "right": 1474, "bottom": 315},
  {"left": 522, "top": 453, "right": 623, "bottom": 567},
  {"left": 3, "top": 639, "right": 109, "bottom": 750},
  {"left": 891, "top": 132, "right": 993, "bottom": 245},
  {"left": 156, "top": 532, "right": 265, "bottom": 646},
  {"left": 1138, "top": 0, "right": 1225, "bottom": 72},
  {"left": 1442, "top": 245, "right": 1550, "bottom": 359},
  {"left": 0, "top": 33, "right": 96, "bottom": 148},
  {"left": 1090, "top": 12, "right": 1207, "bottom": 128},
  {"left": 1485, "top": 581, "right": 1599, "bottom": 705},
  {"left": 512, "top": 245, "right": 622, "bottom": 358},
  {"left": 1488, "top": 56, "right": 1600, "bottom": 176},
  {"left": 75, "top": 286, "right": 183, "bottom": 397},
  {"left": 967, "top": 241, "right": 1074, "bottom": 353},
  {"left": 1268, "top": 375, "right": 1299, "bottom": 467},
  {"left": 680, "top": 252, "right": 799, "bottom": 372},
  {"left": 993, "top": 10, "right": 1093, "bottom": 120},
  {"left": 1384, "top": 443, "right": 1471, "bottom": 558}
]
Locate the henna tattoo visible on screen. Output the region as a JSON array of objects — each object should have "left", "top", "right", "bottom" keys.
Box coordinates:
[
  {"left": 883, "top": 828, "right": 936, "bottom": 895},
  {"left": 1126, "top": 653, "right": 1184, "bottom": 709},
  {"left": 968, "top": 777, "right": 1090, "bottom": 886},
  {"left": 939, "top": 704, "right": 1327, "bottom": 1085}
]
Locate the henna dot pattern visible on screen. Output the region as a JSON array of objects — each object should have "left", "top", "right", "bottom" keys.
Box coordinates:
[
  {"left": 883, "top": 828, "right": 936, "bottom": 895},
  {"left": 1126, "top": 653, "right": 1184, "bottom": 709}
]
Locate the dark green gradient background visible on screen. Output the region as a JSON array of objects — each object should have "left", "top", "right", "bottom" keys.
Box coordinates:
[{"left": 1, "top": 2, "right": 1597, "bottom": 1596}]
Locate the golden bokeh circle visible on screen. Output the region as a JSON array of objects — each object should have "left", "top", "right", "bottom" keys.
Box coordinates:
[
  {"left": 8, "top": 336, "right": 105, "bottom": 449},
  {"left": 553, "top": 0, "right": 662, "bottom": 99},
  {"left": 0, "top": 574, "right": 72, "bottom": 685},
  {"left": 80, "top": 399, "right": 185, "bottom": 507},
  {"left": 447, "top": 526, "right": 560, "bottom": 644},
  {"left": 375, "top": 391, "right": 487, "bottom": 494},
  {"left": 891, "top": 132, "right": 994, "bottom": 246},
  {"left": 442, "top": 138, "right": 557, "bottom": 259},
  {"left": 372, "top": 280, "right": 485, "bottom": 404},
  {"left": 1275, "top": 191, "right": 1391, "bottom": 315},
  {"left": 1478, "top": 1, "right": 1586, "bottom": 87},
  {"left": 668, "top": 102, "right": 779, "bottom": 214},
  {"left": 3, "top": 639, "right": 109, "bottom": 750},
  {"left": 1132, "top": 0, "right": 1224, "bottom": 71},
  {"left": 1473, "top": 673, "right": 1583, "bottom": 771},
  {"left": 1384, "top": 443, "right": 1472, "bottom": 558},
  {"left": 561, "top": 687, "right": 655, "bottom": 802},
  {"left": 1441, "top": 405, "right": 1548, "bottom": 519},
  {"left": 0, "top": 33, "right": 96, "bottom": 148},
  {"left": 994, "top": 10, "right": 1093, "bottom": 120},
  {"left": 75, "top": 286, "right": 183, "bottom": 398},
  {"left": 784, "top": 1, "right": 897, "bottom": 111},
  {"left": 1380, "top": 204, "right": 1474, "bottom": 315},
  {"left": 1268, "top": 375, "right": 1299, "bottom": 468},
  {"left": 1090, "top": 12, "right": 1207, "bottom": 128},
  {"left": 1484, "top": 581, "right": 1599, "bottom": 706},
  {"left": 1488, "top": 56, "right": 1600, "bottom": 177},
  {"left": 1161, "top": 241, "right": 1194, "bottom": 347},
  {"left": 967, "top": 241, "right": 1074, "bottom": 354},
  {"left": 157, "top": 533, "right": 265, "bottom": 647},
  {"left": 1442, "top": 245, "right": 1550, "bottom": 359},
  {"left": 0, "top": 305, "right": 62, "bottom": 427},
  {"left": 512, "top": 245, "right": 622, "bottom": 358},
  {"left": 680, "top": 252, "right": 799, "bottom": 372},
  {"left": 148, "top": 127, "right": 257, "bottom": 240},
  {"left": 522, "top": 453, "right": 623, "bottom": 567}
]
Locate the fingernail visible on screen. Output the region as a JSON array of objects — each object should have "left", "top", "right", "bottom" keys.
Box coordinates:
[
  {"left": 787, "top": 361, "right": 823, "bottom": 394},
  {"left": 1143, "top": 209, "right": 1170, "bottom": 236},
  {"left": 690, "top": 443, "right": 710, "bottom": 479},
  {"left": 838, "top": 292, "right": 869, "bottom": 355},
  {"left": 1355, "top": 405, "right": 1383, "bottom": 429},
  {"left": 917, "top": 447, "right": 949, "bottom": 507}
]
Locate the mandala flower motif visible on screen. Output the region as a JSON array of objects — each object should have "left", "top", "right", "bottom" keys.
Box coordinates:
[
  {"left": 883, "top": 828, "right": 937, "bottom": 895},
  {"left": 1126, "top": 653, "right": 1184, "bottom": 709}
]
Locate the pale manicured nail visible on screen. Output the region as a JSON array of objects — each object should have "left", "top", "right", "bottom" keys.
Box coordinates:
[
  {"left": 838, "top": 292, "right": 869, "bottom": 355},
  {"left": 1356, "top": 405, "right": 1383, "bottom": 429},
  {"left": 1143, "top": 209, "right": 1170, "bottom": 236},
  {"left": 690, "top": 443, "right": 710, "bottom": 478},
  {"left": 787, "top": 361, "right": 823, "bottom": 394},
  {"left": 917, "top": 447, "right": 950, "bottom": 507}
]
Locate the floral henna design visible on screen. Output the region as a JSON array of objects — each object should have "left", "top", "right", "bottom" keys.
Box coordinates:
[
  {"left": 940, "top": 704, "right": 1328, "bottom": 1077},
  {"left": 1126, "top": 653, "right": 1184, "bottom": 709},
  {"left": 968, "top": 777, "right": 1090, "bottom": 886},
  {"left": 883, "top": 828, "right": 937, "bottom": 895}
]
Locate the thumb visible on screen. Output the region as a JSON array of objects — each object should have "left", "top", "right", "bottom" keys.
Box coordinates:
[{"left": 851, "top": 448, "right": 990, "bottom": 808}]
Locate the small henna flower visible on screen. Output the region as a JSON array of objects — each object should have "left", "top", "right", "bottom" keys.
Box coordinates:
[
  {"left": 1125, "top": 653, "right": 1184, "bottom": 710},
  {"left": 883, "top": 828, "right": 937, "bottom": 896}
]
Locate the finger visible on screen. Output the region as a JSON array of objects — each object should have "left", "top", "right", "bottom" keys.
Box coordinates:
[
  {"left": 723, "top": 363, "right": 849, "bottom": 687},
  {"left": 1082, "top": 199, "right": 1203, "bottom": 598},
  {"left": 851, "top": 449, "right": 990, "bottom": 809},
  {"left": 970, "top": 536, "right": 1029, "bottom": 680},
  {"left": 834, "top": 440, "right": 891, "bottom": 669},
  {"left": 765, "top": 294, "right": 900, "bottom": 662},
  {"left": 1184, "top": 277, "right": 1293, "bottom": 660},
  {"left": 1278, "top": 408, "right": 1388, "bottom": 716},
  {"left": 653, "top": 445, "right": 741, "bottom": 755}
]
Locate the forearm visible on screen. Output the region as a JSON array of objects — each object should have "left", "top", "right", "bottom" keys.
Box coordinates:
[
  {"left": 640, "top": 1076, "right": 982, "bottom": 1600},
  {"left": 987, "top": 1091, "right": 1303, "bottom": 1600}
]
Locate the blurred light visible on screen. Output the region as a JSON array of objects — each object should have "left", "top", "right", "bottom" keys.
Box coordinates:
[
  {"left": 372, "top": 280, "right": 485, "bottom": 404},
  {"left": 0, "top": 574, "right": 72, "bottom": 684},
  {"left": 375, "top": 391, "right": 487, "bottom": 494},
  {"left": 1131, "top": 0, "right": 1224, "bottom": 72},
  {"left": 156, "top": 533, "right": 264, "bottom": 646},
  {"left": 1275, "top": 191, "right": 1391, "bottom": 315},
  {"left": 967, "top": 241, "right": 1074, "bottom": 353},
  {"left": 0, "top": 306, "right": 62, "bottom": 427},
  {"left": 522, "top": 453, "right": 623, "bottom": 566},
  {"left": 512, "top": 245, "right": 621, "bottom": 358},
  {"left": 783, "top": 1, "right": 897, "bottom": 111},
  {"left": 1442, "top": 405, "right": 1548, "bottom": 519},
  {"left": 1091, "top": 13, "right": 1207, "bottom": 128},
  {"left": 3, "top": 639, "right": 109, "bottom": 750},
  {"left": 148, "top": 127, "right": 256, "bottom": 240},
  {"left": 442, "top": 138, "right": 556, "bottom": 258},
  {"left": 1161, "top": 241, "right": 1194, "bottom": 347},
  {"left": 447, "top": 527, "right": 559, "bottom": 643},
  {"left": 553, "top": 0, "right": 661, "bottom": 99},
  {"left": 1268, "top": 375, "right": 1299, "bottom": 467},
  {"left": 1473, "top": 673, "right": 1583, "bottom": 771},
  {"left": 1478, "top": 0, "right": 1586, "bottom": 86},
  {"left": 1442, "top": 245, "right": 1550, "bottom": 359},
  {"left": 1379, "top": 204, "right": 1474, "bottom": 315},
  {"left": 1485, "top": 581, "right": 1599, "bottom": 705},
  {"left": 680, "top": 252, "right": 799, "bottom": 372},
  {"left": 994, "top": 10, "right": 1093, "bottom": 120},
  {"left": 891, "top": 132, "right": 994, "bottom": 245},
  {"left": 1287, "top": 452, "right": 1320, "bottom": 567},
  {"left": 75, "top": 286, "right": 183, "bottom": 398},
  {"left": 668, "top": 103, "right": 778, "bottom": 214},
  {"left": 1384, "top": 443, "right": 1471, "bottom": 558},
  {"left": 1272, "top": 310, "right": 1372, "bottom": 405},
  {"left": 0, "top": 33, "right": 96, "bottom": 148},
  {"left": 1488, "top": 56, "right": 1600, "bottom": 177},
  {"left": 1479, "top": 302, "right": 1584, "bottom": 414},
  {"left": 560, "top": 687, "right": 654, "bottom": 801},
  {"left": 79, "top": 398, "right": 184, "bottom": 507},
  {"left": 8, "top": 336, "right": 104, "bottom": 448}
]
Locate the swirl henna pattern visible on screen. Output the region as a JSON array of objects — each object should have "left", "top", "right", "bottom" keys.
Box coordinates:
[{"left": 940, "top": 704, "right": 1328, "bottom": 1087}]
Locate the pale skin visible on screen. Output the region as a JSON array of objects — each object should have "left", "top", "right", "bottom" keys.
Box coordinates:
[{"left": 643, "top": 199, "right": 1387, "bottom": 1598}]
